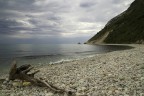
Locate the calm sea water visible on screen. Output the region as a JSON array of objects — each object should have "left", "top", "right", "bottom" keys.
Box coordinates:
[{"left": 0, "top": 44, "right": 133, "bottom": 74}]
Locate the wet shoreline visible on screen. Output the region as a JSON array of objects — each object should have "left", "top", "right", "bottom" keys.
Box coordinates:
[{"left": 1, "top": 44, "right": 143, "bottom": 96}]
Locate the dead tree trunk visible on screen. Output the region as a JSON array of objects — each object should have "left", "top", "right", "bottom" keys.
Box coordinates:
[{"left": 9, "top": 60, "right": 73, "bottom": 95}]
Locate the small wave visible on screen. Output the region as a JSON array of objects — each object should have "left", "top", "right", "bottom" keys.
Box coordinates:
[
  {"left": 49, "top": 54, "right": 96, "bottom": 65},
  {"left": 15, "top": 50, "right": 31, "bottom": 52},
  {"left": 75, "top": 51, "right": 95, "bottom": 54},
  {"left": 49, "top": 59, "right": 75, "bottom": 64},
  {"left": 22, "top": 54, "right": 62, "bottom": 59}
]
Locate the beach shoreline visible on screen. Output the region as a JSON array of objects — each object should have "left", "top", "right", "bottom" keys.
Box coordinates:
[{"left": 0, "top": 44, "right": 144, "bottom": 96}]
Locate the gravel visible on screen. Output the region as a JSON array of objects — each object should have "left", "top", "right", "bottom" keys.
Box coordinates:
[{"left": 0, "top": 44, "right": 144, "bottom": 96}]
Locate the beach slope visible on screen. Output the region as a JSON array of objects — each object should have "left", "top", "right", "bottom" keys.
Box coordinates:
[{"left": 0, "top": 44, "right": 144, "bottom": 96}]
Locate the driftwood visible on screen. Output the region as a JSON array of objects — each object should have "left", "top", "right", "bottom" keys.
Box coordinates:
[{"left": 9, "top": 60, "right": 73, "bottom": 95}]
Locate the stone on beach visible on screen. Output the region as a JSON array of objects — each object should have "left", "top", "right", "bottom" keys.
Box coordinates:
[{"left": 0, "top": 44, "right": 144, "bottom": 96}]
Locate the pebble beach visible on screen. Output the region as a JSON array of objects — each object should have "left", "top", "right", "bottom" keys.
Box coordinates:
[{"left": 0, "top": 44, "right": 144, "bottom": 96}]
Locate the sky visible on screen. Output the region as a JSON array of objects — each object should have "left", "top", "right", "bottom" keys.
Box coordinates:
[{"left": 0, "top": 0, "right": 134, "bottom": 44}]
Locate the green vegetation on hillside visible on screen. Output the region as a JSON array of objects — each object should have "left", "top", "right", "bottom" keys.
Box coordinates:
[{"left": 88, "top": 0, "right": 144, "bottom": 44}]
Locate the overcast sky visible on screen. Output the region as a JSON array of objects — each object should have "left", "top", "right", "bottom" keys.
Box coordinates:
[{"left": 0, "top": 0, "right": 134, "bottom": 44}]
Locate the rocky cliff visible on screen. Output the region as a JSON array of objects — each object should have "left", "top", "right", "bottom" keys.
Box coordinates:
[{"left": 87, "top": 0, "right": 144, "bottom": 44}]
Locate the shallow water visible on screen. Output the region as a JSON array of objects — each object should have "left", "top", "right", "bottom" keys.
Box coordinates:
[{"left": 0, "top": 44, "right": 133, "bottom": 74}]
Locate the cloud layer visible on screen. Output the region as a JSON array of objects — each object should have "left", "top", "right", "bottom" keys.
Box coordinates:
[{"left": 0, "top": 0, "right": 134, "bottom": 43}]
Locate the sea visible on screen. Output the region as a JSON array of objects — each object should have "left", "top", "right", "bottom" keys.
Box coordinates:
[{"left": 0, "top": 44, "right": 133, "bottom": 74}]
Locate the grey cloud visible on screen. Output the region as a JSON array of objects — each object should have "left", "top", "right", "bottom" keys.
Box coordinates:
[
  {"left": 0, "top": 0, "right": 134, "bottom": 43},
  {"left": 0, "top": 10, "right": 24, "bottom": 19},
  {"left": 80, "top": 2, "right": 97, "bottom": 8},
  {"left": 0, "top": 0, "right": 36, "bottom": 12},
  {"left": 0, "top": 19, "right": 22, "bottom": 35},
  {"left": 79, "top": 0, "right": 134, "bottom": 23},
  {"left": 112, "top": 0, "right": 123, "bottom": 4}
]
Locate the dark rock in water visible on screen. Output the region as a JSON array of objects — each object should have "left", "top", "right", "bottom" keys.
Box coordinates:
[
  {"left": 87, "top": 0, "right": 144, "bottom": 44},
  {"left": 78, "top": 42, "right": 81, "bottom": 44}
]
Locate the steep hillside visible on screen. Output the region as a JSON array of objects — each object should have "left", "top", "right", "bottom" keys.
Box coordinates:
[{"left": 87, "top": 0, "right": 144, "bottom": 44}]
